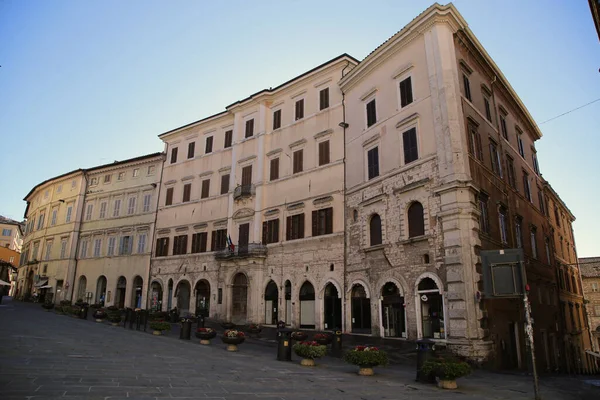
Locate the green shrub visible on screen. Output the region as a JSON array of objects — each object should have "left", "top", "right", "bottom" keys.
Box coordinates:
[
  {"left": 149, "top": 321, "right": 171, "bottom": 331},
  {"left": 421, "top": 358, "right": 471, "bottom": 380},
  {"left": 149, "top": 311, "right": 168, "bottom": 321},
  {"left": 293, "top": 341, "right": 327, "bottom": 359},
  {"left": 344, "top": 346, "right": 388, "bottom": 367}
]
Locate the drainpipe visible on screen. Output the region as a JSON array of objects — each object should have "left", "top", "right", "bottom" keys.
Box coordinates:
[
  {"left": 70, "top": 171, "right": 88, "bottom": 303},
  {"left": 340, "top": 60, "right": 351, "bottom": 333},
  {"left": 146, "top": 152, "right": 166, "bottom": 310}
]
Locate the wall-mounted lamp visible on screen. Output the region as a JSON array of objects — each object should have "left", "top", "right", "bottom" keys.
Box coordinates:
[
  {"left": 59, "top": 199, "right": 65, "bottom": 203},
  {"left": 338, "top": 122, "right": 349, "bottom": 128},
  {"left": 151, "top": 183, "right": 157, "bottom": 188}
]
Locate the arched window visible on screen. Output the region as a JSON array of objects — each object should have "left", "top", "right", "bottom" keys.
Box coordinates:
[
  {"left": 408, "top": 202, "right": 424, "bottom": 238},
  {"left": 369, "top": 214, "right": 382, "bottom": 246}
]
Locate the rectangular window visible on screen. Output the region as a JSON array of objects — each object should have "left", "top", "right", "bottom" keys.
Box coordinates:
[
  {"left": 245, "top": 119, "right": 254, "bottom": 138},
  {"left": 183, "top": 183, "right": 191, "bottom": 202},
  {"left": 137, "top": 234, "right": 146, "bottom": 254},
  {"left": 463, "top": 73, "right": 471, "bottom": 101},
  {"left": 220, "top": 174, "right": 230, "bottom": 195},
  {"left": 366, "top": 99, "right": 377, "bottom": 127},
  {"left": 148, "top": 165, "right": 155, "bottom": 175},
  {"left": 118, "top": 172, "right": 125, "bottom": 181},
  {"left": 224, "top": 130, "right": 233, "bottom": 148},
  {"left": 499, "top": 207, "right": 508, "bottom": 244},
  {"left": 85, "top": 204, "right": 93, "bottom": 221},
  {"left": 500, "top": 114, "right": 508, "bottom": 140},
  {"left": 532, "top": 152, "right": 540, "bottom": 175},
  {"left": 93, "top": 239, "right": 101, "bottom": 257},
  {"left": 242, "top": 165, "right": 252, "bottom": 186},
  {"left": 489, "top": 140, "right": 502, "bottom": 177},
  {"left": 127, "top": 197, "right": 136, "bottom": 215},
  {"left": 319, "top": 88, "right": 330, "bottom": 110},
  {"left": 2, "top": 228, "right": 11, "bottom": 236},
  {"left": 211, "top": 229, "right": 228, "bottom": 251},
  {"left": 273, "top": 109, "right": 281, "bottom": 130},
  {"left": 478, "top": 194, "right": 490, "bottom": 234},
  {"left": 403, "top": 128, "right": 418, "bottom": 164},
  {"left": 270, "top": 158, "right": 279, "bottom": 181},
  {"left": 554, "top": 208, "right": 561, "bottom": 227},
  {"left": 113, "top": 199, "right": 121, "bottom": 217},
  {"left": 188, "top": 142, "right": 195, "bottom": 159},
  {"left": 104, "top": 174, "right": 111, "bottom": 183},
  {"left": 37, "top": 214, "right": 45, "bottom": 230},
  {"left": 531, "top": 227, "right": 538, "bottom": 259},
  {"left": 367, "top": 146, "right": 379, "bottom": 180},
  {"left": 143, "top": 194, "right": 151, "bottom": 212},
  {"left": 262, "top": 219, "right": 280, "bottom": 244},
  {"left": 592, "top": 283, "right": 598, "bottom": 292},
  {"left": 51, "top": 209, "right": 57, "bottom": 226},
  {"left": 44, "top": 241, "right": 53, "bottom": 260},
  {"left": 312, "top": 207, "right": 333, "bottom": 236},
  {"left": 506, "top": 155, "right": 516, "bottom": 189},
  {"left": 107, "top": 237, "right": 116, "bottom": 256},
  {"left": 171, "top": 147, "right": 178, "bottom": 163},
  {"left": 119, "top": 235, "right": 132, "bottom": 255},
  {"left": 318, "top": 141, "right": 330, "bottom": 166},
  {"left": 399, "top": 76, "right": 413, "bottom": 107},
  {"left": 90, "top": 177, "right": 98, "bottom": 186},
  {"left": 155, "top": 237, "right": 169, "bottom": 257},
  {"left": 468, "top": 125, "right": 483, "bottom": 161},
  {"left": 60, "top": 239, "right": 67, "bottom": 259},
  {"left": 515, "top": 217, "right": 523, "bottom": 248},
  {"left": 484, "top": 97, "right": 492, "bottom": 122},
  {"left": 66, "top": 206, "right": 72, "bottom": 223},
  {"left": 191, "top": 232, "right": 208, "bottom": 253},
  {"left": 80, "top": 240, "right": 88, "bottom": 258},
  {"left": 205, "top": 136, "right": 213, "bottom": 154},
  {"left": 165, "top": 187, "right": 174, "bottom": 206},
  {"left": 201, "top": 179, "right": 210, "bottom": 199},
  {"left": 523, "top": 171, "right": 531, "bottom": 201},
  {"left": 99, "top": 202, "right": 107, "bottom": 218},
  {"left": 132, "top": 168, "right": 139, "bottom": 177},
  {"left": 286, "top": 213, "right": 305, "bottom": 241},
  {"left": 57, "top": 184, "right": 62, "bottom": 193},
  {"left": 538, "top": 190, "right": 545, "bottom": 215},
  {"left": 545, "top": 238, "right": 551, "bottom": 264},
  {"left": 517, "top": 133, "right": 525, "bottom": 158},
  {"left": 293, "top": 149, "right": 303, "bottom": 174},
  {"left": 295, "top": 99, "right": 304, "bottom": 120}
]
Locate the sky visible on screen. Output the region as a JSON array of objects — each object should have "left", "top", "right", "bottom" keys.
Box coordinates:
[{"left": 0, "top": 0, "right": 598, "bottom": 256}]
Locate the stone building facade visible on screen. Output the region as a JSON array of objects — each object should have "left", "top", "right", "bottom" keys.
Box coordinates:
[
  {"left": 580, "top": 257, "right": 600, "bottom": 352},
  {"left": 0, "top": 216, "right": 24, "bottom": 252}
]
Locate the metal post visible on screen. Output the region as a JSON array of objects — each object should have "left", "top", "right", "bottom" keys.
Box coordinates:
[{"left": 523, "top": 291, "right": 541, "bottom": 400}]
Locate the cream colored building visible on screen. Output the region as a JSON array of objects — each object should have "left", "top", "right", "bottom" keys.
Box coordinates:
[
  {"left": 74, "top": 153, "right": 163, "bottom": 308},
  {"left": 0, "top": 216, "right": 24, "bottom": 252},
  {"left": 150, "top": 55, "right": 356, "bottom": 327}
]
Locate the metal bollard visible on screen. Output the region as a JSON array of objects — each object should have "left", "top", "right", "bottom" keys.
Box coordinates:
[
  {"left": 277, "top": 328, "right": 293, "bottom": 361},
  {"left": 179, "top": 318, "right": 192, "bottom": 340},
  {"left": 331, "top": 330, "right": 343, "bottom": 357},
  {"left": 415, "top": 339, "right": 436, "bottom": 383}
]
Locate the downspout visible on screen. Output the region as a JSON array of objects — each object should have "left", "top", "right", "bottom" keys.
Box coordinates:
[
  {"left": 146, "top": 152, "right": 166, "bottom": 310},
  {"left": 70, "top": 171, "right": 88, "bottom": 303},
  {"left": 340, "top": 60, "right": 351, "bottom": 332}
]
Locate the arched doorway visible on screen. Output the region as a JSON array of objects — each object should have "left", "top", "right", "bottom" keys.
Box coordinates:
[
  {"left": 264, "top": 281, "right": 278, "bottom": 325},
  {"left": 284, "top": 280, "right": 292, "bottom": 325},
  {"left": 324, "top": 283, "right": 342, "bottom": 330},
  {"left": 26, "top": 270, "right": 34, "bottom": 297},
  {"left": 176, "top": 280, "right": 191, "bottom": 314},
  {"left": 150, "top": 281, "right": 163, "bottom": 311},
  {"left": 95, "top": 276, "right": 107, "bottom": 305},
  {"left": 351, "top": 284, "right": 371, "bottom": 333},
  {"left": 195, "top": 280, "right": 210, "bottom": 317},
  {"left": 131, "top": 276, "right": 143, "bottom": 309},
  {"left": 115, "top": 276, "right": 126, "bottom": 308},
  {"left": 231, "top": 273, "right": 248, "bottom": 324},
  {"left": 299, "top": 281, "right": 315, "bottom": 329},
  {"left": 167, "top": 279, "right": 173, "bottom": 310},
  {"left": 417, "top": 277, "right": 445, "bottom": 339},
  {"left": 381, "top": 282, "right": 406, "bottom": 338},
  {"left": 77, "top": 275, "right": 87, "bottom": 302}
]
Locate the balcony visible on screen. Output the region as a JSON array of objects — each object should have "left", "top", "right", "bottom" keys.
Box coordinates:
[
  {"left": 215, "top": 242, "right": 268, "bottom": 260},
  {"left": 233, "top": 184, "right": 255, "bottom": 200}
]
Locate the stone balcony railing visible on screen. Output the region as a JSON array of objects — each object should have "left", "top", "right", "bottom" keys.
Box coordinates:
[
  {"left": 214, "top": 242, "right": 268, "bottom": 260},
  {"left": 233, "top": 184, "right": 255, "bottom": 200}
]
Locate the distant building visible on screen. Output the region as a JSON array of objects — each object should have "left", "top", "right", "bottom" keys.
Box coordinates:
[
  {"left": 590, "top": 0, "right": 600, "bottom": 41},
  {"left": 580, "top": 257, "right": 600, "bottom": 352},
  {"left": 0, "top": 215, "right": 24, "bottom": 252}
]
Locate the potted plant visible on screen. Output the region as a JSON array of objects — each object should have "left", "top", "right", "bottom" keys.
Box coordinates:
[
  {"left": 293, "top": 341, "right": 327, "bottom": 367},
  {"left": 343, "top": 345, "right": 389, "bottom": 376},
  {"left": 149, "top": 320, "right": 172, "bottom": 336},
  {"left": 108, "top": 311, "right": 122, "bottom": 326},
  {"left": 246, "top": 323, "right": 261, "bottom": 335},
  {"left": 93, "top": 309, "right": 107, "bottom": 322},
  {"left": 41, "top": 302, "right": 54, "bottom": 311},
  {"left": 221, "top": 329, "right": 245, "bottom": 351},
  {"left": 195, "top": 327, "right": 217, "bottom": 345},
  {"left": 313, "top": 332, "right": 332, "bottom": 346},
  {"left": 420, "top": 358, "right": 471, "bottom": 389},
  {"left": 291, "top": 331, "right": 308, "bottom": 341},
  {"left": 221, "top": 321, "right": 235, "bottom": 330}
]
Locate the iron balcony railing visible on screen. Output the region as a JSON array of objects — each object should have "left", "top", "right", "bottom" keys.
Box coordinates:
[
  {"left": 214, "top": 242, "right": 268, "bottom": 260},
  {"left": 233, "top": 184, "right": 255, "bottom": 200}
]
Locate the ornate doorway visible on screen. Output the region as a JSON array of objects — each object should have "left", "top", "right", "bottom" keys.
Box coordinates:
[
  {"left": 231, "top": 273, "right": 248, "bottom": 324},
  {"left": 264, "top": 280, "right": 278, "bottom": 325}
]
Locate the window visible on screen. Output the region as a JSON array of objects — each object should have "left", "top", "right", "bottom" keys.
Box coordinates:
[
  {"left": 224, "top": 130, "right": 233, "bottom": 148},
  {"left": 515, "top": 217, "right": 523, "bottom": 248},
  {"left": 127, "top": 197, "right": 136, "bottom": 215},
  {"left": 286, "top": 214, "right": 305, "bottom": 240},
  {"left": 312, "top": 207, "right": 333, "bottom": 237},
  {"left": 118, "top": 172, "right": 125, "bottom": 181},
  {"left": 484, "top": 97, "right": 492, "bottom": 122},
  {"left": 499, "top": 207, "right": 508, "bottom": 244},
  {"left": 403, "top": 128, "right": 418, "bottom": 164},
  {"left": 90, "top": 177, "right": 99, "bottom": 186},
  {"left": 32, "top": 242, "right": 39, "bottom": 260},
  {"left": 242, "top": 165, "right": 252, "bottom": 186},
  {"left": 60, "top": 239, "right": 67, "bottom": 259},
  {"left": 85, "top": 204, "right": 93, "bottom": 221},
  {"left": 523, "top": 171, "right": 531, "bottom": 201},
  {"left": 171, "top": 147, "right": 178, "bottom": 163},
  {"left": 211, "top": 229, "right": 227, "bottom": 251},
  {"left": 1, "top": 228, "right": 10, "bottom": 236},
  {"left": 137, "top": 234, "right": 146, "bottom": 254},
  {"left": 71, "top": 179, "right": 77, "bottom": 188},
  {"left": 369, "top": 214, "right": 382, "bottom": 246},
  {"left": 530, "top": 227, "right": 538, "bottom": 259},
  {"left": 367, "top": 146, "right": 379, "bottom": 180},
  {"left": 51, "top": 209, "right": 57, "bottom": 226},
  {"left": 113, "top": 199, "right": 121, "bottom": 217},
  {"left": 44, "top": 241, "right": 53, "bottom": 260},
  {"left": 155, "top": 237, "right": 169, "bottom": 257},
  {"left": 220, "top": 174, "right": 230, "bottom": 195},
  {"left": 366, "top": 99, "right": 377, "bottom": 127},
  {"left": 463, "top": 73, "right": 471, "bottom": 101},
  {"left": 295, "top": 99, "right": 304, "bottom": 120},
  {"left": 80, "top": 239, "right": 89, "bottom": 258},
  {"left": 165, "top": 187, "right": 174, "bottom": 206},
  {"left": 478, "top": 194, "right": 490, "bottom": 234},
  {"left": 57, "top": 184, "right": 62, "bottom": 193},
  {"left": 318, "top": 141, "right": 330, "bottom": 166},
  {"left": 132, "top": 168, "right": 139, "bottom": 177},
  {"left": 408, "top": 202, "right": 425, "bottom": 238},
  {"left": 245, "top": 119, "right": 254, "bottom": 138},
  {"left": 148, "top": 165, "right": 155, "bottom": 175},
  {"left": 538, "top": 190, "right": 545, "bottom": 215},
  {"left": 500, "top": 114, "right": 508, "bottom": 140},
  {"left": 99, "top": 202, "right": 107, "bottom": 219},
  {"left": 273, "top": 109, "right": 282, "bottom": 130},
  {"left": 37, "top": 214, "right": 45, "bottom": 230},
  {"left": 489, "top": 140, "right": 502, "bottom": 177},
  {"left": 143, "top": 194, "right": 151, "bottom": 212},
  {"left": 107, "top": 237, "right": 116, "bottom": 256},
  {"left": 262, "top": 219, "right": 280, "bottom": 244},
  {"left": 119, "top": 235, "right": 132, "bottom": 255},
  {"left": 93, "top": 239, "right": 101, "bottom": 257},
  {"left": 103, "top": 174, "right": 111, "bottom": 184},
  {"left": 532, "top": 151, "right": 540, "bottom": 175},
  {"left": 205, "top": 136, "right": 213, "bottom": 154},
  {"left": 188, "top": 142, "right": 195, "bottom": 159},
  {"left": 293, "top": 149, "right": 303, "bottom": 174},
  {"left": 183, "top": 183, "right": 191, "bottom": 202},
  {"left": 201, "top": 179, "right": 210, "bottom": 199},
  {"left": 269, "top": 158, "right": 279, "bottom": 181},
  {"left": 506, "top": 155, "right": 516, "bottom": 189},
  {"left": 545, "top": 238, "right": 551, "bottom": 264},
  {"left": 517, "top": 133, "right": 525, "bottom": 158},
  {"left": 191, "top": 232, "right": 208, "bottom": 253},
  {"left": 66, "top": 206, "right": 72, "bottom": 223},
  {"left": 592, "top": 283, "right": 599, "bottom": 293},
  {"left": 319, "top": 88, "right": 329, "bottom": 110},
  {"left": 399, "top": 76, "right": 413, "bottom": 107},
  {"left": 554, "top": 207, "right": 561, "bottom": 227}
]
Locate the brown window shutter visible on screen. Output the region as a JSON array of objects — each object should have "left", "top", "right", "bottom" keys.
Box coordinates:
[
  {"left": 270, "top": 158, "right": 279, "bottom": 181},
  {"left": 200, "top": 233, "right": 207, "bottom": 252},
  {"left": 299, "top": 213, "right": 305, "bottom": 239},
  {"left": 242, "top": 165, "right": 252, "bottom": 186},
  {"left": 273, "top": 219, "right": 279, "bottom": 242},
  {"left": 201, "top": 179, "right": 210, "bottom": 198},
  {"left": 166, "top": 188, "right": 173, "bottom": 206},
  {"left": 326, "top": 208, "right": 333, "bottom": 234},
  {"left": 286, "top": 216, "right": 292, "bottom": 240},
  {"left": 312, "top": 210, "right": 318, "bottom": 236},
  {"left": 183, "top": 184, "right": 191, "bottom": 202},
  {"left": 211, "top": 231, "right": 216, "bottom": 251},
  {"left": 262, "top": 221, "right": 268, "bottom": 244},
  {"left": 221, "top": 174, "right": 229, "bottom": 194}
]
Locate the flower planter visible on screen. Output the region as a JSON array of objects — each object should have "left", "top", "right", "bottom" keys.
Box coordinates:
[
  {"left": 291, "top": 332, "right": 308, "bottom": 341},
  {"left": 314, "top": 337, "right": 332, "bottom": 346},
  {"left": 196, "top": 330, "right": 217, "bottom": 345},
  {"left": 221, "top": 336, "right": 245, "bottom": 352},
  {"left": 420, "top": 358, "right": 471, "bottom": 389},
  {"left": 343, "top": 346, "right": 388, "bottom": 376},
  {"left": 95, "top": 319, "right": 105, "bottom": 323},
  {"left": 293, "top": 341, "right": 327, "bottom": 367},
  {"left": 111, "top": 322, "right": 119, "bottom": 326},
  {"left": 438, "top": 380, "right": 457, "bottom": 390},
  {"left": 221, "top": 322, "right": 235, "bottom": 330},
  {"left": 300, "top": 358, "right": 315, "bottom": 367},
  {"left": 153, "top": 330, "right": 162, "bottom": 336},
  {"left": 358, "top": 367, "right": 374, "bottom": 376}
]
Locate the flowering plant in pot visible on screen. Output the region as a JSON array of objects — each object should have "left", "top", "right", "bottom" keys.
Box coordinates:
[
  {"left": 108, "top": 312, "right": 122, "bottom": 326},
  {"left": 291, "top": 331, "right": 308, "bottom": 341},
  {"left": 344, "top": 346, "right": 388, "bottom": 376},
  {"left": 246, "top": 323, "right": 261, "bottom": 335},
  {"left": 195, "top": 327, "right": 217, "bottom": 345},
  {"left": 420, "top": 358, "right": 471, "bottom": 389},
  {"left": 221, "top": 321, "right": 235, "bottom": 329},
  {"left": 313, "top": 332, "right": 332, "bottom": 345},
  {"left": 93, "top": 309, "right": 107, "bottom": 322},
  {"left": 221, "top": 330, "right": 245, "bottom": 351},
  {"left": 293, "top": 341, "right": 327, "bottom": 367},
  {"left": 149, "top": 320, "right": 172, "bottom": 335}
]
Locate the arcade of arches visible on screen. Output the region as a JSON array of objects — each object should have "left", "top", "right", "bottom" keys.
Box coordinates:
[{"left": 71, "top": 274, "right": 146, "bottom": 309}]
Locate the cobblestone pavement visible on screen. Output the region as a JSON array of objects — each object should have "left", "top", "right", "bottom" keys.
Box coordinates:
[{"left": 0, "top": 300, "right": 598, "bottom": 400}]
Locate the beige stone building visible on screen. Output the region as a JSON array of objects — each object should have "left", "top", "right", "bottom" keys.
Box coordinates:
[
  {"left": 150, "top": 54, "right": 356, "bottom": 327},
  {"left": 580, "top": 257, "right": 600, "bottom": 352},
  {"left": 0, "top": 215, "right": 24, "bottom": 252}
]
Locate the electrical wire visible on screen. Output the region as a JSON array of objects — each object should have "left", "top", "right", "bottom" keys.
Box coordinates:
[{"left": 539, "top": 98, "right": 600, "bottom": 125}]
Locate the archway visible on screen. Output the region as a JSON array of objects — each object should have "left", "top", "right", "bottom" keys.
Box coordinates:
[
  {"left": 115, "top": 276, "right": 126, "bottom": 308},
  {"left": 323, "top": 283, "right": 342, "bottom": 330},
  {"left": 351, "top": 284, "right": 371, "bottom": 333},
  {"left": 231, "top": 273, "right": 248, "bottom": 324},
  {"left": 381, "top": 282, "right": 406, "bottom": 338},
  {"left": 175, "top": 280, "right": 191, "bottom": 314},
  {"left": 167, "top": 279, "right": 173, "bottom": 310},
  {"left": 95, "top": 276, "right": 107, "bottom": 305},
  {"left": 264, "top": 280, "right": 278, "bottom": 325},
  {"left": 77, "top": 275, "right": 87, "bottom": 302},
  {"left": 26, "top": 270, "right": 34, "bottom": 297},
  {"left": 417, "top": 277, "right": 445, "bottom": 339},
  {"left": 299, "top": 281, "right": 315, "bottom": 328},
  {"left": 284, "top": 280, "right": 292, "bottom": 325},
  {"left": 131, "top": 276, "right": 143, "bottom": 309},
  {"left": 150, "top": 281, "right": 163, "bottom": 311},
  {"left": 195, "top": 280, "right": 210, "bottom": 317}
]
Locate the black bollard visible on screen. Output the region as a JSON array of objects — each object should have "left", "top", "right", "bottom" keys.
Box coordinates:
[
  {"left": 277, "top": 328, "right": 293, "bottom": 361},
  {"left": 415, "top": 339, "right": 436, "bottom": 383},
  {"left": 331, "top": 329, "right": 343, "bottom": 357}
]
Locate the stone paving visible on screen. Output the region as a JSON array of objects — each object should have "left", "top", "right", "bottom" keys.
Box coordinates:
[{"left": 0, "top": 300, "right": 598, "bottom": 400}]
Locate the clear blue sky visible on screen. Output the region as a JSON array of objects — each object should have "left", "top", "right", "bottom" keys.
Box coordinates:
[{"left": 1, "top": 1, "right": 598, "bottom": 256}]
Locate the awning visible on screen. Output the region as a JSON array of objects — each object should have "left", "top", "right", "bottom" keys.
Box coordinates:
[
  {"left": 0, "top": 279, "right": 10, "bottom": 286},
  {"left": 34, "top": 280, "right": 48, "bottom": 288},
  {"left": 38, "top": 285, "right": 52, "bottom": 289}
]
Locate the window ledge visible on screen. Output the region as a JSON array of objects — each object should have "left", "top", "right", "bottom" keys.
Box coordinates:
[
  {"left": 398, "top": 235, "right": 430, "bottom": 245},
  {"left": 364, "top": 244, "right": 386, "bottom": 253}
]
